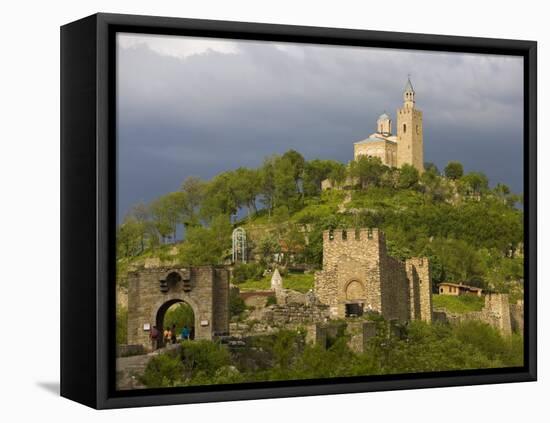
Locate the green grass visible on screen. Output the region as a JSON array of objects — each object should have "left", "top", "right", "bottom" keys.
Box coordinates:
[
  {"left": 237, "top": 272, "right": 315, "bottom": 293},
  {"left": 348, "top": 186, "right": 424, "bottom": 211},
  {"left": 432, "top": 294, "right": 485, "bottom": 314}
]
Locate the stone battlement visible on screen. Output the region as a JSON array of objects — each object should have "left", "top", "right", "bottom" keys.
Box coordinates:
[
  {"left": 315, "top": 227, "right": 432, "bottom": 322},
  {"left": 324, "top": 227, "right": 383, "bottom": 243}
]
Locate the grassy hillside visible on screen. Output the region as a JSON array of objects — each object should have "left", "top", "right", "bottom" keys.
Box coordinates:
[
  {"left": 116, "top": 152, "right": 524, "bottom": 298},
  {"left": 236, "top": 272, "right": 314, "bottom": 292},
  {"left": 432, "top": 294, "right": 485, "bottom": 314}
]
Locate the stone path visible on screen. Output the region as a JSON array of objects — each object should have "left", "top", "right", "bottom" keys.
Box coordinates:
[
  {"left": 116, "top": 353, "right": 152, "bottom": 390},
  {"left": 116, "top": 344, "right": 182, "bottom": 390}
]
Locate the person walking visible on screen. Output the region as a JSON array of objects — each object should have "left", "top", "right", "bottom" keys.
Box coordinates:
[
  {"left": 150, "top": 325, "right": 159, "bottom": 351},
  {"left": 163, "top": 327, "right": 171, "bottom": 347},
  {"left": 181, "top": 325, "right": 190, "bottom": 341},
  {"left": 171, "top": 324, "right": 177, "bottom": 344}
]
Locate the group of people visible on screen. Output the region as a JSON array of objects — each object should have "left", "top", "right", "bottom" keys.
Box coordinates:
[{"left": 149, "top": 323, "right": 193, "bottom": 350}]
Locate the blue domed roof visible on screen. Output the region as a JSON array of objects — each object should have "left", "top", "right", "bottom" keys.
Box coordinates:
[{"left": 378, "top": 113, "right": 390, "bottom": 120}]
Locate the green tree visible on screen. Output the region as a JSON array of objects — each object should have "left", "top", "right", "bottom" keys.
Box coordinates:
[
  {"left": 349, "top": 156, "right": 385, "bottom": 189},
  {"left": 116, "top": 216, "right": 144, "bottom": 257},
  {"left": 428, "top": 238, "right": 487, "bottom": 286},
  {"left": 303, "top": 159, "right": 344, "bottom": 196},
  {"left": 201, "top": 173, "right": 239, "bottom": 221},
  {"left": 150, "top": 192, "right": 186, "bottom": 243},
  {"left": 180, "top": 176, "right": 205, "bottom": 225},
  {"left": 274, "top": 156, "right": 301, "bottom": 211},
  {"left": 328, "top": 162, "right": 348, "bottom": 187},
  {"left": 461, "top": 172, "right": 489, "bottom": 196},
  {"left": 493, "top": 183, "right": 511, "bottom": 205},
  {"left": 282, "top": 149, "right": 305, "bottom": 193},
  {"left": 444, "top": 161, "right": 464, "bottom": 180},
  {"left": 229, "top": 289, "right": 247, "bottom": 318},
  {"left": 281, "top": 224, "right": 307, "bottom": 265},
  {"left": 232, "top": 167, "right": 261, "bottom": 217},
  {"left": 258, "top": 233, "right": 280, "bottom": 264},
  {"left": 259, "top": 156, "right": 277, "bottom": 214},
  {"left": 424, "top": 162, "right": 440, "bottom": 175},
  {"left": 303, "top": 225, "right": 324, "bottom": 267},
  {"left": 398, "top": 164, "right": 420, "bottom": 189},
  {"left": 179, "top": 215, "right": 232, "bottom": 265},
  {"left": 131, "top": 202, "right": 154, "bottom": 251}
]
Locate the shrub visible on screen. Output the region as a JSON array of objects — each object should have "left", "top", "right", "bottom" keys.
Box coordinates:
[
  {"left": 266, "top": 295, "right": 277, "bottom": 306},
  {"left": 273, "top": 330, "right": 302, "bottom": 369},
  {"left": 229, "top": 289, "right": 246, "bottom": 318},
  {"left": 444, "top": 161, "right": 464, "bottom": 180},
  {"left": 179, "top": 340, "right": 232, "bottom": 377},
  {"left": 116, "top": 307, "right": 128, "bottom": 345},
  {"left": 452, "top": 320, "right": 513, "bottom": 363},
  {"left": 232, "top": 262, "right": 265, "bottom": 283},
  {"left": 140, "top": 354, "right": 184, "bottom": 388}
]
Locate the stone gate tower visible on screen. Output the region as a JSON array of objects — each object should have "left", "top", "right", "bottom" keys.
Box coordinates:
[
  {"left": 397, "top": 77, "right": 424, "bottom": 172},
  {"left": 314, "top": 228, "right": 432, "bottom": 322}
]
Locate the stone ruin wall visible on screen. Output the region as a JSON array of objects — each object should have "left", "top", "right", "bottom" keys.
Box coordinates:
[
  {"left": 482, "top": 293, "right": 512, "bottom": 336},
  {"left": 380, "top": 250, "right": 409, "bottom": 321},
  {"left": 433, "top": 293, "right": 520, "bottom": 336},
  {"left": 510, "top": 300, "right": 524, "bottom": 334},
  {"left": 263, "top": 303, "right": 331, "bottom": 325},
  {"left": 314, "top": 228, "right": 432, "bottom": 323},
  {"left": 406, "top": 257, "right": 433, "bottom": 322},
  {"left": 212, "top": 268, "right": 230, "bottom": 335}
]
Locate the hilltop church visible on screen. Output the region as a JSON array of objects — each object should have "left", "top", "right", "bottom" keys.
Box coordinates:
[
  {"left": 354, "top": 77, "right": 424, "bottom": 172},
  {"left": 323, "top": 78, "right": 424, "bottom": 191}
]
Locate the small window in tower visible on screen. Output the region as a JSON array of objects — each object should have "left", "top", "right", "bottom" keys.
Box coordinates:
[
  {"left": 403, "top": 124, "right": 407, "bottom": 133},
  {"left": 416, "top": 125, "right": 419, "bottom": 135}
]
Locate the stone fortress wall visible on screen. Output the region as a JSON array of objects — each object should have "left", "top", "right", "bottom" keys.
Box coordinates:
[
  {"left": 127, "top": 266, "right": 229, "bottom": 350},
  {"left": 314, "top": 228, "right": 432, "bottom": 323},
  {"left": 433, "top": 293, "right": 523, "bottom": 336}
]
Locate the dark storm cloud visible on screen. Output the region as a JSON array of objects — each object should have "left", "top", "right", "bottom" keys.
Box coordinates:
[{"left": 117, "top": 35, "right": 524, "bottom": 221}]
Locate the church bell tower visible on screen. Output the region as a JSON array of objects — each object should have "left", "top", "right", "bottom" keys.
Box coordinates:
[{"left": 397, "top": 77, "right": 424, "bottom": 172}]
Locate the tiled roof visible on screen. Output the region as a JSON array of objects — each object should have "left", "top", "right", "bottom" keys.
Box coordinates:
[{"left": 438, "top": 282, "right": 482, "bottom": 291}]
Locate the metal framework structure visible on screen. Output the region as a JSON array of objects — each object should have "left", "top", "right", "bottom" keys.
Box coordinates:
[{"left": 232, "top": 227, "right": 247, "bottom": 264}]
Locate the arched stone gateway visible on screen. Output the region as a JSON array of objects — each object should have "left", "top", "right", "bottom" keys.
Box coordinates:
[
  {"left": 344, "top": 279, "right": 366, "bottom": 317},
  {"left": 154, "top": 298, "right": 195, "bottom": 348},
  {"left": 127, "top": 266, "right": 229, "bottom": 351}
]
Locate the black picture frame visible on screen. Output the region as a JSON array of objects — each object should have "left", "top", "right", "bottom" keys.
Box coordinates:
[{"left": 60, "top": 12, "right": 537, "bottom": 409}]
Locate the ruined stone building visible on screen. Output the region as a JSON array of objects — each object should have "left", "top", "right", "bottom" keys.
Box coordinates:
[{"left": 314, "top": 228, "right": 432, "bottom": 322}]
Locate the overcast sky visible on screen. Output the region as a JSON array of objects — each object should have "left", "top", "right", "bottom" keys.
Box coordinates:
[{"left": 117, "top": 33, "right": 524, "bottom": 221}]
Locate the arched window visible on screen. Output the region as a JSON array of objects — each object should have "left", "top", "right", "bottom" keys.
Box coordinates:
[{"left": 403, "top": 124, "right": 407, "bottom": 133}]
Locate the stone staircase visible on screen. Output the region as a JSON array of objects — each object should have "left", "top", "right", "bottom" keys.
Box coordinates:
[{"left": 116, "top": 353, "right": 153, "bottom": 390}]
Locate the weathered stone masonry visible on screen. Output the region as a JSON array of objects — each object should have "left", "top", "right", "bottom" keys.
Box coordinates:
[
  {"left": 433, "top": 293, "right": 519, "bottom": 336},
  {"left": 127, "top": 266, "right": 229, "bottom": 350},
  {"left": 314, "top": 228, "right": 432, "bottom": 322}
]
